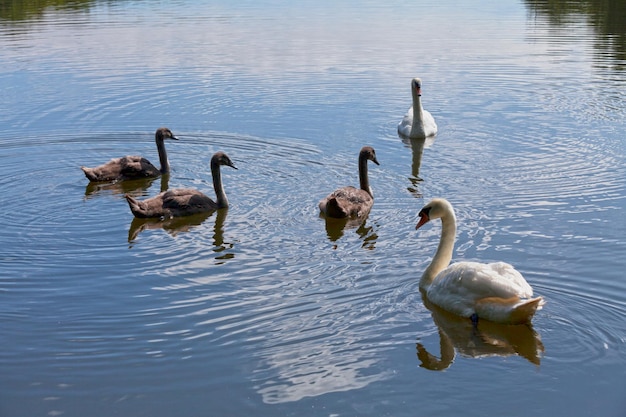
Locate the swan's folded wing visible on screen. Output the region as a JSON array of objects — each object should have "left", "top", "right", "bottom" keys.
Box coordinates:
[
  {"left": 484, "top": 262, "right": 533, "bottom": 297},
  {"left": 86, "top": 157, "right": 126, "bottom": 180},
  {"left": 119, "top": 156, "right": 159, "bottom": 177},
  {"left": 398, "top": 107, "right": 413, "bottom": 135},
  {"left": 331, "top": 187, "right": 372, "bottom": 205},
  {"left": 324, "top": 187, "right": 374, "bottom": 218},
  {"left": 423, "top": 110, "right": 438, "bottom": 132},
  {"left": 162, "top": 189, "right": 215, "bottom": 210},
  {"left": 403, "top": 106, "right": 414, "bottom": 121},
  {"left": 435, "top": 261, "right": 533, "bottom": 300}
]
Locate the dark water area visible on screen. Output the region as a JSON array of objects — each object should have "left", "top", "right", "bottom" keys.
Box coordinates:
[{"left": 1, "top": 1, "right": 625, "bottom": 416}]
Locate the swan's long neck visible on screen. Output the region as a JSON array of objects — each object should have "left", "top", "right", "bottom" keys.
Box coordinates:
[
  {"left": 420, "top": 211, "right": 456, "bottom": 289},
  {"left": 358, "top": 154, "right": 373, "bottom": 197},
  {"left": 211, "top": 160, "right": 229, "bottom": 208},
  {"left": 156, "top": 137, "right": 170, "bottom": 174},
  {"left": 412, "top": 89, "right": 425, "bottom": 130}
]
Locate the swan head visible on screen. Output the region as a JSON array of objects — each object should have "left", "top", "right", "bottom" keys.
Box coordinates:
[
  {"left": 416, "top": 198, "right": 455, "bottom": 229},
  {"left": 411, "top": 78, "right": 423, "bottom": 97},
  {"left": 211, "top": 151, "right": 238, "bottom": 170},
  {"left": 155, "top": 127, "right": 179, "bottom": 142},
  {"left": 360, "top": 146, "right": 380, "bottom": 166}
]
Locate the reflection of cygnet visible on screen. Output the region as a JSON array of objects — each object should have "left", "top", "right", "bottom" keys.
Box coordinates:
[{"left": 398, "top": 78, "right": 438, "bottom": 139}]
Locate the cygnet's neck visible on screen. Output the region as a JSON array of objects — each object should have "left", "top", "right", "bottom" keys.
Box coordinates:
[
  {"left": 156, "top": 136, "right": 170, "bottom": 174},
  {"left": 358, "top": 155, "right": 373, "bottom": 197},
  {"left": 211, "top": 159, "right": 229, "bottom": 208},
  {"left": 420, "top": 211, "right": 456, "bottom": 289}
]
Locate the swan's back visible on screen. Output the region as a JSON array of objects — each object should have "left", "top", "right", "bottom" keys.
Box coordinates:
[
  {"left": 433, "top": 262, "right": 533, "bottom": 299},
  {"left": 319, "top": 186, "right": 374, "bottom": 218},
  {"left": 126, "top": 189, "right": 217, "bottom": 218},
  {"left": 426, "top": 261, "right": 541, "bottom": 324},
  {"left": 162, "top": 188, "right": 218, "bottom": 213},
  {"left": 82, "top": 156, "right": 160, "bottom": 182}
]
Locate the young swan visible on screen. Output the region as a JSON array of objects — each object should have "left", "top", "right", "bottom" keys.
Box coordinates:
[
  {"left": 319, "top": 146, "right": 380, "bottom": 219},
  {"left": 398, "top": 78, "right": 438, "bottom": 139},
  {"left": 125, "top": 151, "right": 237, "bottom": 218},
  {"left": 416, "top": 198, "right": 544, "bottom": 324},
  {"left": 81, "top": 127, "right": 179, "bottom": 182}
]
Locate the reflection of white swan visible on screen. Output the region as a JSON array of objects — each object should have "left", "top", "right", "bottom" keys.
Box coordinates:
[
  {"left": 398, "top": 78, "right": 438, "bottom": 139},
  {"left": 416, "top": 296, "right": 544, "bottom": 370},
  {"left": 81, "top": 127, "right": 178, "bottom": 182},
  {"left": 399, "top": 135, "right": 435, "bottom": 181},
  {"left": 400, "top": 135, "right": 436, "bottom": 197},
  {"left": 125, "top": 152, "right": 237, "bottom": 218},
  {"left": 319, "top": 146, "right": 379, "bottom": 218},
  {"left": 416, "top": 198, "right": 544, "bottom": 324}
]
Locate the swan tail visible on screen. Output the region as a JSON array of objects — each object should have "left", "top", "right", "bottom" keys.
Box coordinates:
[
  {"left": 475, "top": 296, "right": 545, "bottom": 325},
  {"left": 509, "top": 297, "right": 544, "bottom": 324},
  {"left": 125, "top": 194, "right": 150, "bottom": 218},
  {"left": 324, "top": 197, "right": 348, "bottom": 218},
  {"left": 81, "top": 166, "right": 99, "bottom": 182}
]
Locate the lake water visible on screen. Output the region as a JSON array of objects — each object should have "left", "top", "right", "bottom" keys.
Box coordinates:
[{"left": 1, "top": 1, "right": 625, "bottom": 416}]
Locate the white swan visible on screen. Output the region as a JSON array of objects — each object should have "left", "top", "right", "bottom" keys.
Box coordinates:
[
  {"left": 81, "top": 127, "right": 178, "bottom": 182},
  {"left": 319, "top": 146, "right": 379, "bottom": 218},
  {"left": 398, "top": 78, "right": 438, "bottom": 139},
  {"left": 125, "top": 151, "right": 236, "bottom": 218},
  {"left": 415, "top": 198, "right": 544, "bottom": 324}
]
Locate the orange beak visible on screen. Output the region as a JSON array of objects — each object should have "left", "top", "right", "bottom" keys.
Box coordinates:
[{"left": 416, "top": 212, "right": 430, "bottom": 229}]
